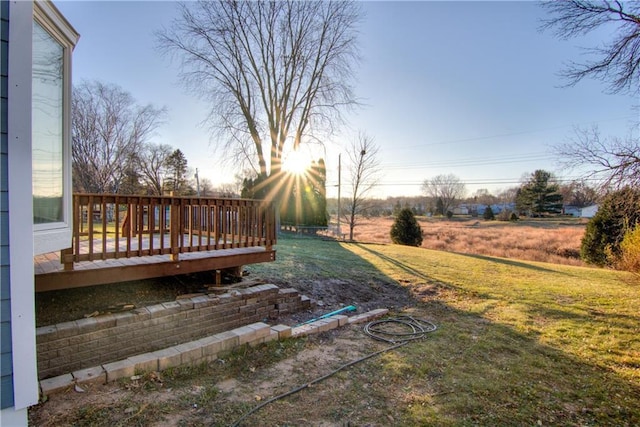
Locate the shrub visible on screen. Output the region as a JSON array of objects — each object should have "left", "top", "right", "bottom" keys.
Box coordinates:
[
  {"left": 497, "top": 209, "right": 515, "bottom": 221},
  {"left": 390, "top": 208, "right": 423, "bottom": 246},
  {"left": 510, "top": 212, "right": 519, "bottom": 222},
  {"left": 483, "top": 206, "right": 495, "bottom": 221},
  {"left": 446, "top": 210, "right": 453, "bottom": 219},
  {"left": 617, "top": 225, "right": 640, "bottom": 272},
  {"left": 581, "top": 187, "right": 640, "bottom": 267}
]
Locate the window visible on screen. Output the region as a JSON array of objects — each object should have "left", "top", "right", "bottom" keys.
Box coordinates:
[
  {"left": 32, "top": 20, "right": 64, "bottom": 224},
  {"left": 31, "top": 2, "right": 78, "bottom": 255}
]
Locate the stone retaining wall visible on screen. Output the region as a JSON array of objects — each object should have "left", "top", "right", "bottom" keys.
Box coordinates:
[
  {"left": 36, "top": 284, "right": 312, "bottom": 380},
  {"left": 38, "top": 309, "right": 390, "bottom": 396}
]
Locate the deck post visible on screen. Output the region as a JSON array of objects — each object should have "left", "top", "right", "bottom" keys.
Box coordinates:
[
  {"left": 170, "top": 199, "right": 180, "bottom": 261},
  {"left": 265, "top": 202, "right": 275, "bottom": 251},
  {"left": 61, "top": 247, "right": 73, "bottom": 271}
]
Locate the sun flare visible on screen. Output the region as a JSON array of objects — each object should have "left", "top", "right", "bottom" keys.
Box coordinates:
[{"left": 282, "top": 149, "right": 312, "bottom": 176}]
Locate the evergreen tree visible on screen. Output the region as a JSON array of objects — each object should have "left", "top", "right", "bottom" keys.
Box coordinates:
[
  {"left": 308, "top": 160, "right": 328, "bottom": 226},
  {"left": 241, "top": 175, "right": 268, "bottom": 200},
  {"left": 393, "top": 201, "right": 402, "bottom": 217},
  {"left": 118, "top": 163, "right": 144, "bottom": 195},
  {"left": 390, "top": 208, "right": 423, "bottom": 247},
  {"left": 164, "top": 149, "right": 188, "bottom": 195},
  {"left": 516, "top": 170, "right": 563, "bottom": 215},
  {"left": 483, "top": 205, "right": 495, "bottom": 220},
  {"left": 435, "top": 198, "right": 445, "bottom": 216},
  {"left": 279, "top": 159, "right": 327, "bottom": 227},
  {"left": 581, "top": 187, "right": 640, "bottom": 266}
]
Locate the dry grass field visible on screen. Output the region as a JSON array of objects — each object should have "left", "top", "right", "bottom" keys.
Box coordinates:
[{"left": 346, "top": 216, "right": 587, "bottom": 266}]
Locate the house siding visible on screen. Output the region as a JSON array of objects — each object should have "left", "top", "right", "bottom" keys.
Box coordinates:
[
  {"left": 581, "top": 204, "right": 599, "bottom": 218},
  {"left": 0, "top": 0, "right": 13, "bottom": 410}
]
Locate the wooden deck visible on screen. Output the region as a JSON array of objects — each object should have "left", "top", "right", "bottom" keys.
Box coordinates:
[
  {"left": 34, "top": 245, "right": 275, "bottom": 292},
  {"left": 34, "top": 194, "right": 277, "bottom": 292}
]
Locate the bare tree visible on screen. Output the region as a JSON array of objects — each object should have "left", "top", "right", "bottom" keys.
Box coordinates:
[
  {"left": 218, "top": 182, "right": 241, "bottom": 198},
  {"left": 342, "top": 133, "right": 380, "bottom": 240},
  {"left": 138, "top": 143, "right": 173, "bottom": 195},
  {"left": 422, "top": 174, "right": 466, "bottom": 216},
  {"left": 72, "top": 81, "right": 166, "bottom": 193},
  {"left": 541, "top": 1, "right": 640, "bottom": 95},
  {"left": 497, "top": 187, "right": 519, "bottom": 205},
  {"left": 542, "top": 2, "right": 640, "bottom": 191},
  {"left": 472, "top": 188, "right": 498, "bottom": 206},
  {"left": 157, "top": 1, "right": 361, "bottom": 201},
  {"left": 194, "top": 177, "right": 211, "bottom": 197},
  {"left": 559, "top": 179, "right": 600, "bottom": 207},
  {"left": 556, "top": 126, "right": 640, "bottom": 190}
]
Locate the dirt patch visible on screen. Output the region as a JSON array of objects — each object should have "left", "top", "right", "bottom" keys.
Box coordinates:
[
  {"left": 28, "top": 325, "right": 403, "bottom": 427},
  {"left": 269, "top": 276, "right": 414, "bottom": 325},
  {"left": 217, "top": 328, "right": 379, "bottom": 402}
]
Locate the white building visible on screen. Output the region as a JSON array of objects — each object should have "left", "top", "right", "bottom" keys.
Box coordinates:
[{"left": 581, "top": 204, "right": 599, "bottom": 218}]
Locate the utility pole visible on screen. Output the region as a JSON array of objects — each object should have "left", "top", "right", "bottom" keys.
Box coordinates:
[
  {"left": 337, "top": 153, "right": 341, "bottom": 238},
  {"left": 195, "top": 168, "right": 200, "bottom": 197}
]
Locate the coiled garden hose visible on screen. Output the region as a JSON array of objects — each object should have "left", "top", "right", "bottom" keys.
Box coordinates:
[{"left": 364, "top": 315, "right": 438, "bottom": 344}]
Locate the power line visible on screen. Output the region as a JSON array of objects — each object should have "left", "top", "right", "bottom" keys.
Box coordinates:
[
  {"left": 327, "top": 176, "right": 601, "bottom": 188},
  {"left": 388, "top": 115, "right": 636, "bottom": 151},
  {"left": 380, "top": 152, "right": 554, "bottom": 170}
]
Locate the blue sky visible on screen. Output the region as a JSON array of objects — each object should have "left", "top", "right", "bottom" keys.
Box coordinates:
[{"left": 56, "top": 1, "right": 638, "bottom": 198}]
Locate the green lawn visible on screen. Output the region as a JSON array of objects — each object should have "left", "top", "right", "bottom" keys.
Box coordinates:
[{"left": 251, "top": 235, "right": 640, "bottom": 426}]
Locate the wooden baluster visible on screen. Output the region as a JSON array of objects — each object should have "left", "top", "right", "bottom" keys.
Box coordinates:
[
  {"left": 115, "top": 196, "right": 121, "bottom": 258},
  {"left": 88, "top": 195, "right": 95, "bottom": 260},
  {"left": 101, "top": 196, "right": 107, "bottom": 259}
]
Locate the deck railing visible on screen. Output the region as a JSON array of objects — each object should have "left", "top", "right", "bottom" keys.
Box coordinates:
[{"left": 61, "top": 194, "right": 276, "bottom": 269}]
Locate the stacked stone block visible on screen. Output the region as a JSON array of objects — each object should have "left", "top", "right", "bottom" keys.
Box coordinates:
[
  {"left": 36, "top": 284, "right": 312, "bottom": 380},
  {"left": 39, "top": 309, "right": 390, "bottom": 396}
]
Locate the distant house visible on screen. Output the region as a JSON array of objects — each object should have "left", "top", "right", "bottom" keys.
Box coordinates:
[
  {"left": 581, "top": 204, "right": 599, "bottom": 218},
  {"left": 474, "top": 203, "right": 516, "bottom": 215},
  {"left": 1, "top": 1, "right": 78, "bottom": 424},
  {"left": 453, "top": 206, "right": 469, "bottom": 215},
  {"left": 562, "top": 205, "right": 582, "bottom": 217}
]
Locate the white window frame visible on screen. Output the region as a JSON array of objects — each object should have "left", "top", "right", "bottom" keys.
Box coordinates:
[
  {"left": 31, "top": 1, "right": 78, "bottom": 255},
  {"left": 7, "top": 0, "right": 77, "bottom": 411}
]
